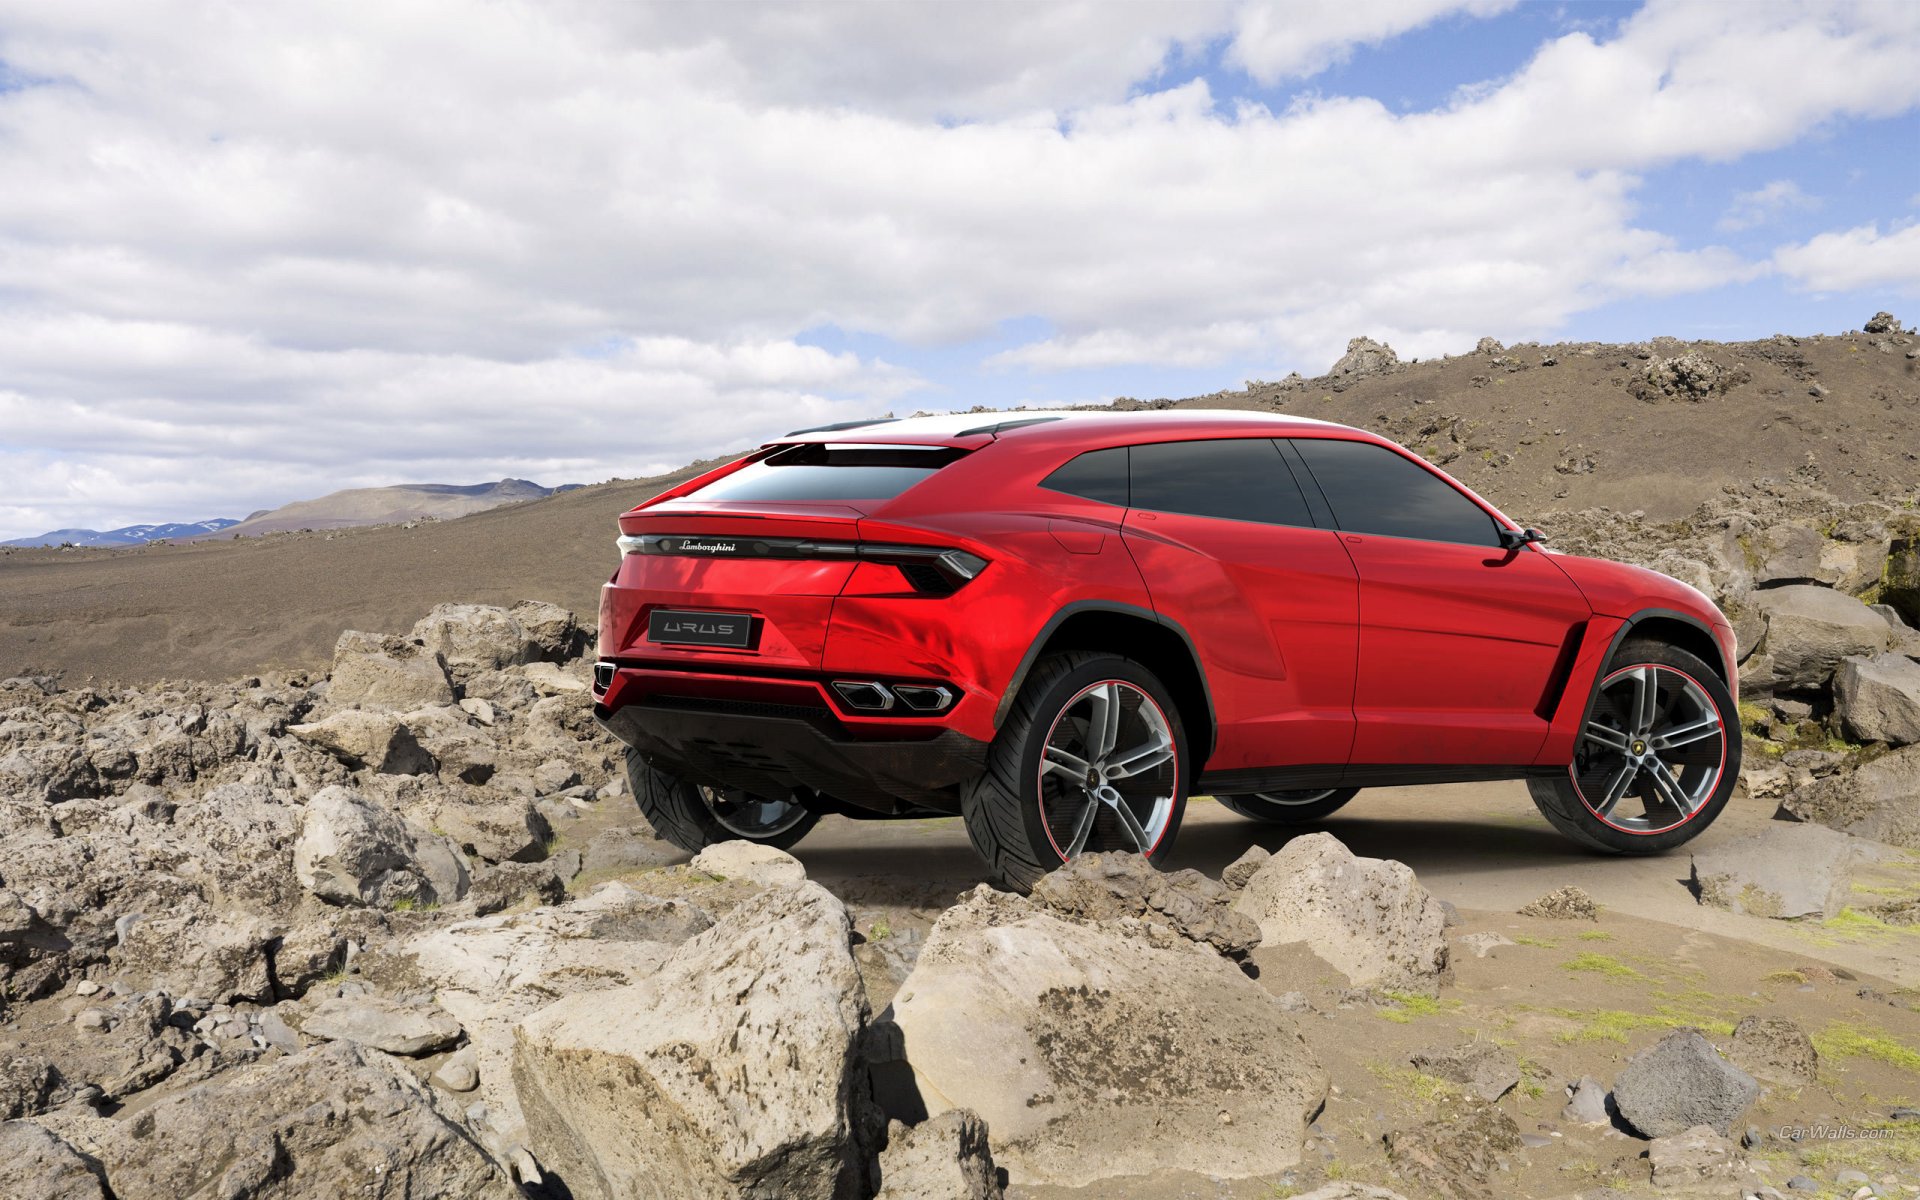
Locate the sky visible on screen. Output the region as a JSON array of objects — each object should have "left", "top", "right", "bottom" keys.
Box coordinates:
[{"left": 0, "top": 0, "right": 1917, "bottom": 539}]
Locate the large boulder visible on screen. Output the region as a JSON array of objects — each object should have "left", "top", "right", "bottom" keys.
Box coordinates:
[
  {"left": 689, "top": 840, "right": 808, "bottom": 888},
  {"left": 295, "top": 993, "right": 464, "bottom": 1056},
  {"left": 1782, "top": 744, "right": 1920, "bottom": 847},
  {"left": 287, "top": 709, "right": 435, "bottom": 775},
  {"left": 402, "top": 705, "right": 499, "bottom": 784},
  {"left": 0, "top": 1121, "right": 109, "bottom": 1200},
  {"left": 326, "top": 630, "right": 455, "bottom": 713},
  {"left": 293, "top": 786, "right": 470, "bottom": 907},
  {"left": 1611, "top": 1029, "right": 1759, "bottom": 1138},
  {"left": 89, "top": 1041, "right": 516, "bottom": 1199},
  {"left": 513, "top": 881, "right": 871, "bottom": 1200},
  {"left": 1755, "top": 586, "right": 1891, "bottom": 690},
  {"left": 1328, "top": 336, "right": 1400, "bottom": 381},
  {"left": 1834, "top": 652, "right": 1920, "bottom": 745},
  {"left": 1689, "top": 823, "right": 1863, "bottom": 920},
  {"left": 405, "top": 882, "right": 712, "bottom": 1152},
  {"left": 409, "top": 604, "right": 545, "bottom": 685},
  {"left": 1232, "top": 832, "right": 1449, "bottom": 993},
  {"left": 889, "top": 887, "right": 1328, "bottom": 1187}
]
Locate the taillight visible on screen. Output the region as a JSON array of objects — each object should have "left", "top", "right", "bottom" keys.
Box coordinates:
[{"left": 615, "top": 533, "right": 987, "bottom": 595}]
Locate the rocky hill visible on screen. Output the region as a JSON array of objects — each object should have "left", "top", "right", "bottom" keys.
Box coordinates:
[
  {"left": 200, "top": 477, "right": 577, "bottom": 539},
  {"left": 0, "top": 315, "right": 1912, "bottom": 685}
]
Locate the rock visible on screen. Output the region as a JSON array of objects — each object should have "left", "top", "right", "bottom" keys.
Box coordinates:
[
  {"left": 579, "top": 825, "right": 684, "bottom": 875},
  {"left": 431, "top": 1051, "right": 481, "bottom": 1094},
  {"left": 1863, "top": 311, "right": 1903, "bottom": 334},
  {"left": 510, "top": 600, "right": 584, "bottom": 660},
  {"left": 326, "top": 630, "right": 455, "bottom": 712},
  {"left": 408, "top": 781, "right": 549, "bottom": 865},
  {"left": 408, "top": 604, "right": 543, "bottom": 684},
  {"left": 889, "top": 886, "right": 1328, "bottom": 1187},
  {"left": 92, "top": 1041, "right": 515, "bottom": 1198},
  {"left": 0, "top": 1054, "right": 63, "bottom": 1120},
  {"left": 1648, "top": 1124, "right": 1742, "bottom": 1188},
  {"left": 1409, "top": 1040, "right": 1521, "bottom": 1102},
  {"left": 402, "top": 705, "right": 498, "bottom": 784},
  {"left": 1232, "top": 832, "right": 1449, "bottom": 992},
  {"left": 1329, "top": 336, "right": 1400, "bottom": 381},
  {"left": 1611, "top": 1029, "right": 1759, "bottom": 1138},
  {"left": 1029, "top": 851, "right": 1259, "bottom": 957},
  {"left": 1754, "top": 523, "right": 1836, "bottom": 586},
  {"left": 1474, "top": 336, "right": 1503, "bottom": 355},
  {"left": 1755, "top": 586, "right": 1891, "bottom": 690},
  {"left": 1220, "top": 845, "right": 1270, "bottom": 890},
  {"left": 407, "top": 882, "right": 712, "bottom": 1146},
  {"left": 258, "top": 1008, "right": 304, "bottom": 1055},
  {"left": 287, "top": 709, "right": 435, "bottom": 774},
  {"left": 1456, "top": 931, "right": 1515, "bottom": 958},
  {"left": 1563, "top": 1075, "right": 1610, "bottom": 1125},
  {"left": 1641, "top": 352, "right": 1740, "bottom": 401},
  {"left": 520, "top": 661, "right": 588, "bottom": 695},
  {"left": 1727, "top": 1015, "right": 1818, "bottom": 1085},
  {"left": 1690, "top": 823, "right": 1863, "bottom": 919},
  {"left": 1782, "top": 743, "right": 1920, "bottom": 847},
  {"left": 296, "top": 993, "right": 463, "bottom": 1056},
  {"left": 873, "top": 1111, "right": 1005, "bottom": 1200},
  {"left": 459, "top": 697, "right": 496, "bottom": 725},
  {"left": 689, "top": 840, "right": 808, "bottom": 887},
  {"left": 293, "top": 785, "right": 470, "bottom": 908},
  {"left": 530, "top": 758, "right": 580, "bottom": 795},
  {"left": 1384, "top": 1101, "right": 1522, "bottom": 1200},
  {"left": 514, "top": 881, "right": 871, "bottom": 1200},
  {"left": 467, "top": 861, "right": 565, "bottom": 916},
  {"left": 1292, "top": 1187, "right": 1416, "bottom": 1200},
  {"left": 1518, "top": 885, "right": 1599, "bottom": 920},
  {"left": 1884, "top": 539, "right": 1920, "bottom": 627},
  {"left": 0, "top": 1121, "right": 109, "bottom": 1200},
  {"left": 1834, "top": 653, "right": 1920, "bottom": 746}
]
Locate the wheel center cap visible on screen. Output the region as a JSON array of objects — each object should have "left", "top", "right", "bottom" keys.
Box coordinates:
[{"left": 1631, "top": 739, "right": 1647, "bottom": 755}]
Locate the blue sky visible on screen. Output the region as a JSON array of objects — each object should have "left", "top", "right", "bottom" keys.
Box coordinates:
[{"left": 0, "top": 0, "right": 1916, "bottom": 536}]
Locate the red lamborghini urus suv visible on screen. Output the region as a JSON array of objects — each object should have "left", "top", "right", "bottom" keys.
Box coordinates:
[{"left": 593, "top": 410, "right": 1740, "bottom": 889}]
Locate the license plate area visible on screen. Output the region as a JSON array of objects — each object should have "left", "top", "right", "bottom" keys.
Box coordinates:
[{"left": 647, "top": 608, "right": 758, "bottom": 650}]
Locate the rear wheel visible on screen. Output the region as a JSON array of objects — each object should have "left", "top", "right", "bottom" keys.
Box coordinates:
[
  {"left": 961, "top": 652, "right": 1188, "bottom": 892},
  {"left": 1217, "top": 787, "right": 1359, "bottom": 824},
  {"left": 1529, "top": 638, "right": 1739, "bottom": 854},
  {"left": 625, "top": 747, "right": 819, "bottom": 853}
]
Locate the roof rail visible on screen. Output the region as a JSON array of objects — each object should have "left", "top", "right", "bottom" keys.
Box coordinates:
[
  {"left": 955, "top": 416, "right": 1064, "bottom": 438},
  {"left": 782, "top": 417, "right": 902, "bottom": 437}
]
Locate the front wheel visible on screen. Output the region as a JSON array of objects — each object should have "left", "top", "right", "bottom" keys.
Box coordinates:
[
  {"left": 1217, "top": 787, "right": 1359, "bottom": 824},
  {"left": 961, "top": 652, "right": 1188, "bottom": 892},
  {"left": 1529, "top": 637, "right": 1740, "bottom": 854},
  {"left": 625, "top": 748, "right": 819, "bottom": 853}
]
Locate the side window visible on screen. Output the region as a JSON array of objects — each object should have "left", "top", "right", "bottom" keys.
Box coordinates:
[
  {"left": 1040, "top": 446, "right": 1129, "bottom": 506},
  {"left": 1290, "top": 437, "right": 1501, "bottom": 547},
  {"left": 1128, "top": 439, "right": 1315, "bottom": 527}
]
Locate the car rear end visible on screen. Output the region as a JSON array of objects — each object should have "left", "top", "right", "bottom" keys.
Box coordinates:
[{"left": 594, "top": 425, "right": 1027, "bottom": 816}]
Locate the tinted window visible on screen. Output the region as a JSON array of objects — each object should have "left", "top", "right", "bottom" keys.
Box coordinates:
[
  {"left": 1041, "top": 446, "right": 1129, "bottom": 506},
  {"left": 1128, "top": 439, "right": 1315, "bottom": 527},
  {"left": 691, "top": 444, "right": 965, "bottom": 503},
  {"left": 1291, "top": 438, "right": 1500, "bottom": 546}
]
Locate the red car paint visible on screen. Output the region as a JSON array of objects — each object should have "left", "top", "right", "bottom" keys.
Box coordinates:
[{"left": 594, "top": 410, "right": 1735, "bottom": 817}]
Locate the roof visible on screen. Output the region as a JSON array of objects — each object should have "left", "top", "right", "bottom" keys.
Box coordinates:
[{"left": 771, "top": 407, "right": 1355, "bottom": 448}]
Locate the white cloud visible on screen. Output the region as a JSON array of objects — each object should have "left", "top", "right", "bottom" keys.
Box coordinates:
[
  {"left": 1718, "top": 179, "right": 1819, "bottom": 232},
  {"left": 0, "top": 0, "right": 1916, "bottom": 535},
  {"left": 1772, "top": 222, "right": 1920, "bottom": 294},
  {"left": 1227, "top": 0, "right": 1520, "bottom": 83}
]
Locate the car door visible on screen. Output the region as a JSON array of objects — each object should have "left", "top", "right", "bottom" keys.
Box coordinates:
[
  {"left": 1285, "top": 436, "right": 1590, "bottom": 768},
  {"left": 1117, "top": 438, "right": 1360, "bottom": 776}
]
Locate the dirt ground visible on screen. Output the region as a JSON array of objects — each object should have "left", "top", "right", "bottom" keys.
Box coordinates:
[
  {"left": 2, "top": 325, "right": 1913, "bottom": 687},
  {"left": 541, "top": 781, "right": 1920, "bottom": 1199}
]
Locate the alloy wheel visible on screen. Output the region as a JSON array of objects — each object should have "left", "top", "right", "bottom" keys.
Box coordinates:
[
  {"left": 699, "top": 785, "right": 810, "bottom": 839},
  {"left": 1036, "top": 680, "right": 1179, "bottom": 859},
  {"left": 1570, "top": 663, "right": 1727, "bottom": 834}
]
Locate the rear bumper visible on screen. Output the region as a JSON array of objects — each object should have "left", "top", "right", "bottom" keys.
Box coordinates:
[{"left": 596, "top": 681, "right": 988, "bottom": 816}]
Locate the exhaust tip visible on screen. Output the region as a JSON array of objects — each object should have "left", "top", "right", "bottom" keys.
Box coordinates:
[
  {"left": 892, "top": 684, "right": 954, "bottom": 712},
  {"left": 830, "top": 680, "right": 895, "bottom": 711},
  {"left": 593, "top": 661, "right": 616, "bottom": 693}
]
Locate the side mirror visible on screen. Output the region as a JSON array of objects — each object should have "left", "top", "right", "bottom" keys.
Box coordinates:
[{"left": 1498, "top": 526, "right": 1549, "bottom": 550}]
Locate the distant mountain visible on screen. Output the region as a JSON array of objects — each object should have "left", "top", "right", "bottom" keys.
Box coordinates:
[
  {"left": 180, "top": 478, "right": 579, "bottom": 540},
  {"left": 3, "top": 518, "right": 240, "bottom": 549}
]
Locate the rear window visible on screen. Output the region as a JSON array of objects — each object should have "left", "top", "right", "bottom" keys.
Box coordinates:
[{"left": 688, "top": 443, "right": 969, "bottom": 503}]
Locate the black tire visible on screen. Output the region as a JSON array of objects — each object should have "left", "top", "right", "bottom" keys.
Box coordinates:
[
  {"left": 1217, "top": 787, "right": 1360, "bottom": 824},
  {"left": 1529, "top": 637, "right": 1741, "bottom": 854},
  {"left": 625, "top": 747, "right": 819, "bottom": 854},
  {"left": 961, "top": 651, "right": 1189, "bottom": 892}
]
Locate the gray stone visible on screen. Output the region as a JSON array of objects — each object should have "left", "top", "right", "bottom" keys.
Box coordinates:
[
  {"left": 1648, "top": 1124, "right": 1742, "bottom": 1188},
  {"left": 293, "top": 786, "right": 470, "bottom": 908},
  {"left": 1612, "top": 1029, "right": 1759, "bottom": 1138},
  {"left": 1728, "top": 1015, "right": 1818, "bottom": 1085},
  {"left": 514, "top": 881, "right": 870, "bottom": 1200},
  {"left": 1029, "top": 851, "right": 1259, "bottom": 957},
  {"left": 889, "top": 886, "right": 1328, "bottom": 1187},
  {"left": 287, "top": 709, "right": 435, "bottom": 775},
  {"left": 1756, "top": 586, "right": 1891, "bottom": 690},
  {"left": 1219, "top": 844, "right": 1270, "bottom": 890},
  {"left": 1691, "top": 823, "right": 1863, "bottom": 919},
  {"left": 326, "top": 630, "right": 455, "bottom": 713},
  {"left": 1563, "top": 1075, "right": 1610, "bottom": 1125},
  {"left": 1409, "top": 1040, "right": 1521, "bottom": 1102},
  {"left": 0, "top": 1121, "right": 109, "bottom": 1200},
  {"left": 1834, "top": 653, "right": 1920, "bottom": 746},
  {"left": 873, "top": 1110, "right": 1005, "bottom": 1200},
  {"left": 296, "top": 993, "right": 463, "bottom": 1056},
  {"left": 408, "top": 604, "right": 544, "bottom": 684},
  {"left": 1233, "top": 832, "right": 1449, "bottom": 993},
  {"left": 431, "top": 1051, "right": 480, "bottom": 1094},
  {"left": 1782, "top": 743, "right": 1920, "bottom": 847},
  {"left": 578, "top": 825, "right": 682, "bottom": 876},
  {"left": 1519, "top": 885, "right": 1599, "bottom": 920},
  {"left": 1328, "top": 336, "right": 1400, "bottom": 381},
  {"left": 1383, "top": 1102, "right": 1521, "bottom": 1199},
  {"left": 689, "top": 839, "right": 807, "bottom": 887}
]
